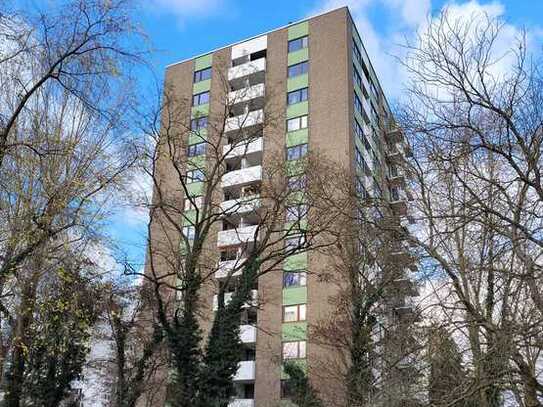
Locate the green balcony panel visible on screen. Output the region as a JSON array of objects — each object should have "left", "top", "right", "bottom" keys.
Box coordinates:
[
  {"left": 286, "top": 128, "right": 309, "bottom": 147},
  {"left": 282, "top": 321, "right": 307, "bottom": 341},
  {"left": 285, "top": 219, "right": 308, "bottom": 232},
  {"left": 287, "top": 48, "right": 309, "bottom": 66},
  {"left": 285, "top": 159, "right": 305, "bottom": 177},
  {"left": 285, "top": 191, "right": 306, "bottom": 206},
  {"left": 182, "top": 210, "right": 197, "bottom": 226},
  {"left": 284, "top": 253, "right": 307, "bottom": 271},
  {"left": 186, "top": 182, "right": 204, "bottom": 196},
  {"left": 286, "top": 101, "right": 309, "bottom": 119},
  {"left": 288, "top": 21, "right": 309, "bottom": 40},
  {"left": 193, "top": 79, "right": 211, "bottom": 95},
  {"left": 287, "top": 74, "right": 309, "bottom": 93},
  {"left": 194, "top": 53, "right": 213, "bottom": 71},
  {"left": 187, "top": 155, "right": 205, "bottom": 170},
  {"left": 188, "top": 129, "right": 207, "bottom": 145},
  {"left": 191, "top": 103, "right": 209, "bottom": 118},
  {"left": 283, "top": 287, "right": 307, "bottom": 305}
]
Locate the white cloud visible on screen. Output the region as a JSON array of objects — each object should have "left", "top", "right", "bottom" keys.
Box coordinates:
[{"left": 309, "top": 0, "right": 541, "bottom": 100}]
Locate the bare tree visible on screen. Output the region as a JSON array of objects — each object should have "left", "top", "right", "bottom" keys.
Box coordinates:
[{"left": 397, "top": 8, "right": 543, "bottom": 407}]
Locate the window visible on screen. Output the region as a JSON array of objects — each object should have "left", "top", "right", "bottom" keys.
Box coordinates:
[
  {"left": 286, "top": 144, "right": 308, "bottom": 161},
  {"left": 287, "top": 115, "right": 308, "bottom": 132},
  {"left": 281, "top": 380, "right": 295, "bottom": 399},
  {"left": 282, "top": 341, "right": 307, "bottom": 360},
  {"left": 184, "top": 197, "right": 202, "bottom": 210},
  {"left": 287, "top": 88, "right": 308, "bottom": 105},
  {"left": 353, "top": 41, "right": 362, "bottom": 64},
  {"left": 355, "top": 147, "right": 369, "bottom": 174},
  {"left": 286, "top": 204, "right": 308, "bottom": 222},
  {"left": 186, "top": 169, "right": 204, "bottom": 183},
  {"left": 288, "top": 61, "right": 309, "bottom": 78},
  {"left": 187, "top": 142, "right": 206, "bottom": 157},
  {"left": 285, "top": 235, "right": 306, "bottom": 251},
  {"left": 287, "top": 175, "right": 307, "bottom": 191},
  {"left": 183, "top": 225, "right": 195, "bottom": 240},
  {"left": 191, "top": 116, "right": 208, "bottom": 131},
  {"left": 283, "top": 271, "right": 307, "bottom": 288},
  {"left": 354, "top": 93, "right": 363, "bottom": 114},
  {"left": 192, "top": 91, "right": 210, "bottom": 106},
  {"left": 288, "top": 36, "right": 308, "bottom": 53},
  {"left": 354, "top": 119, "right": 371, "bottom": 152},
  {"left": 353, "top": 65, "right": 362, "bottom": 88},
  {"left": 193, "top": 67, "right": 212, "bottom": 83},
  {"left": 283, "top": 304, "right": 306, "bottom": 322},
  {"left": 356, "top": 177, "right": 369, "bottom": 199}
]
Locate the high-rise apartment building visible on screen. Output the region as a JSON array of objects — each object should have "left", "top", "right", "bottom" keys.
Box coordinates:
[{"left": 150, "top": 6, "right": 418, "bottom": 407}]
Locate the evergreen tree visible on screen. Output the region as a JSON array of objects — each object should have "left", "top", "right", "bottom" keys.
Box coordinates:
[
  {"left": 428, "top": 326, "right": 476, "bottom": 407},
  {"left": 197, "top": 259, "right": 260, "bottom": 407},
  {"left": 283, "top": 361, "right": 324, "bottom": 407}
]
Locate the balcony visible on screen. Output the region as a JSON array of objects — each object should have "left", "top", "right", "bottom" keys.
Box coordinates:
[
  {"left": 221, "top": 195, "right": 261, "bottom": 216},
  {"left": 223, "top": 137, "right": 263, "bottom": 159},
  {"left": 234, "top": 360, "right": 256, "bottom": 382},
  {"left": 228, "top": 58, "right": 266, "bottom": 81},
  {"left": 388, "top": 166, "right": 406, "bottom": 188},
  {"left": 213, "top": 289, "right": 258, "bottom": 311},
  {"left": 215, "top": 258, "right": 246, "bottom": 279},
  {"left": 222, "top": 165, "right": 262, "bottom": 188},
  {"left": 228, "top": 83, "right": 265, "bottom": 105},
  {"left": 240, "top": 324, "right": 257, "bottom": 344},
  {"left": 393, "top": 278, "right": 419, "bottom": 297},
  {"left": 225, "top": 109, "right": 264, "bottom": 132},
  {"left": 217, "top": 224, "right": 259, "bottom": 247},
  {"left": 390, "top": 188, "right": 408, "bottom": 216},
  {"left": 386, "top": 126, "right": 404, "bottom": 143},
  {"left": 228, "top": 400, "right": 254, "bottom": 407}
]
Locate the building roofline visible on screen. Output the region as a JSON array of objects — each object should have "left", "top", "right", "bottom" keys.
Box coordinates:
[{"left": 165, "top": 6, "right": 348, "bottom": 69}]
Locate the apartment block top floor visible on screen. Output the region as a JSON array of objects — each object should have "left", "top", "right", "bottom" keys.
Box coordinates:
[{"left": 164, "top": 6, "right": 392, "bottom": 115}]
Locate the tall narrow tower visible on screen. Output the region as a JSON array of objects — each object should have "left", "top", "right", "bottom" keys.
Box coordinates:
[{"left": 151, "top": 6, "right": 418, "bottom": 407}]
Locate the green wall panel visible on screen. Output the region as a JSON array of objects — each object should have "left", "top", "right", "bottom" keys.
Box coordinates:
[
  {"left": 194, "top": 53, "right": 213, "bottom": 71},
  {"left": 191, "top": 103, "right": 209, "bottom": 118},
  {"left": 286, "top": 128, "right": 309, "bottom": 147},
  {"left": 187, "top": 155, "right": 205, "bottom": 170},
  {"left": 288, "top": 21, "right": 309, "bottom": 40},
  {"left": 188, "top": 129, "right": 207, "bottom": 145},
  {"left": 284, "top": 253, "right": 307, "bottom": 271},
  {"left": 186, "top": 182, "right": 204, "bottom": 196},
  {"left": 282, "top": 322, "right": 307, "bottom": 340},
  {"left": 287, "top": 48, "right": 309, "bottom": 66},
  {"left": 287, "top": 74, "right": 309, "bottom": 92},
  {"left": 193, "top": 79, "right": 211, "bottom": 95},
  {"left": 285, "top": 159, "right": 305, "bottom": 177},
  {"left": 182, "top": 210, "right": 197, "bottom": 226},
  {"left": 286, "top": 101, "right": 309, "bottom": 119},
  {"left": 283, "top": 287, "right": 307, "bottom": 305}
]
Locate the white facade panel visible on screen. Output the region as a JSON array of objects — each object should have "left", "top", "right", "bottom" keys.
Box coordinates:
[{"left": 231, "top": 36, "right": 267, "bottom": 60}]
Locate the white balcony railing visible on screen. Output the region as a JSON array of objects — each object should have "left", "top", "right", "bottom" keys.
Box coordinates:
[
  {"left": 228, "top": 58, "right": 266, "bottom": 81},
  {"left": 213, "top": 290, "right": 258, "bottom": 311},
  {"left": 228, "top": 400, "right": 255, "bottom": 407},
  {"left": 233, "top": 360, "right": 256, "bottom": 381},
  {"left": 225, "top": 109, "right": 264, "bottom": 132},
  {"left": 215, "top": 258, "right": 246, "bottom": 279},
  {"left": 228, "top": 83, "right": 265, "bottom": 105},
  {"left": 217, "top": 224, "right": 259, "bottom": 247},
  {"left": 222, "top": 165, "right": 262, "bottom": 188},
  {"left": 220, "top": 195, "right": 260, "bottom": 215},
  {"left": 240, "top": 324, "right": 257, "bottom": 344},
  {"left": 223, "top": 137, "right": 263, "bottom": 159}
]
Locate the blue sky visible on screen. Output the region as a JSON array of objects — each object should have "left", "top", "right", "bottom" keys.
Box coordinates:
[{"left": 108, "top": 0, "right": 543, "bottom": 271}]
